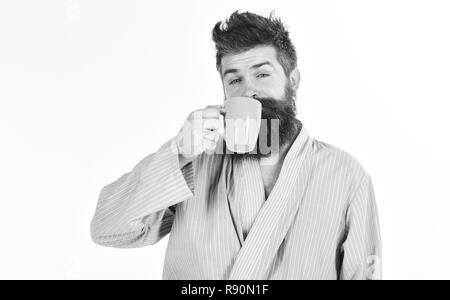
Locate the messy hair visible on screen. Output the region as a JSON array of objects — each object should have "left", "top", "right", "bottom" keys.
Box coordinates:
[{"left": 212, "top": 10, "right": 298, "bottom": 78}]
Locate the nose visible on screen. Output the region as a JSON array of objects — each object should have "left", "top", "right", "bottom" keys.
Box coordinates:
[
  {"left": 245, "top": 91, "right": 258, "bottom": 99},
  {"left": 243, "top": 81, "right": 258, "bottom": 99}
]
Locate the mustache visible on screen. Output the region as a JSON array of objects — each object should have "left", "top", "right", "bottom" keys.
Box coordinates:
[{"left": 253, "top": 97, "right": 297, "bottom": 120}]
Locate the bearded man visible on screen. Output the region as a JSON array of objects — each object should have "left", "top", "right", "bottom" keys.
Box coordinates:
[{"left": 91, "top": 11, "right": 382, "bottom": 280}]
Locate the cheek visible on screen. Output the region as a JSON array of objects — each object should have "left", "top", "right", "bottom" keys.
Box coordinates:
[
  {"left": 224, "top": 86, "right": 236, "bottom": 97},
  {"left": 263, "top": 80, "right": 285, "bottom": 96}
]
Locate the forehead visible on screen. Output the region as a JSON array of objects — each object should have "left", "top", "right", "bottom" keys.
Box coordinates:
[{"left": 221, "top": 46, "right": 281, "bottom": 75}]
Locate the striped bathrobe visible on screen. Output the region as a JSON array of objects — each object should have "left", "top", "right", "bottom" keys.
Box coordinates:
[{"left": 90, "top": 126, "right": 382, "bottom": 280}]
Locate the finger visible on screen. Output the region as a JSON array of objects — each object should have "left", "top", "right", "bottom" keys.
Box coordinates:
[
  {"left": 203, "top": 130, "right": 220, "bottom": 141},
  {"left": 188, "top": 109, "right": 203, "bottom": 120},
  {"left": 203, "top": 105, "right": 222, "bottom": 119},
  {"left": 204, "top": 139, "right": 217, "bottom": 151},
  {"left": 203, "top": 118, "right": 221, "bottom": 131}
]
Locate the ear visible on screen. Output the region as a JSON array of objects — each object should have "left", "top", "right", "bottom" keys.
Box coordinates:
[{"left": 289, "top": 68, "right": 301, "bottom": 91}]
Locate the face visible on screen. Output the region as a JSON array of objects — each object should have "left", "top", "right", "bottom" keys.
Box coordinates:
[
  {"left": 220, "top": 46, "right": 302, "bottom": 158},
  {"left": 221, "top": 45, "right": 288, "bottom": 100}
]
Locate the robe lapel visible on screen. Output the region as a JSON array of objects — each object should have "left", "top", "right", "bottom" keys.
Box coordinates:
[
  {"left": 231, "top": 156, "right": 266, "bottom": 242},
  {"left": 224, "top": 152, "right": 268, "bottom": 247},
  {"left": 228, "top": 127, "right": 314, "bottom": 279},
  {"left": 221, "top": 154, "right": 245, "bottom": 247}
]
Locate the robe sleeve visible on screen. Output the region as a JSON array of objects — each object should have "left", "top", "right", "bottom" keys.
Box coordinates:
[
  {"left": 339, "top": 174, "right": 382, "bottom": 280},
  {"left": 90, "top": 137, "right": 195, "bottom": 248}
]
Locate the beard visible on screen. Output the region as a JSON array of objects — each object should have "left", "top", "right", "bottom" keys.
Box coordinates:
[{"left": 230, "top": 83, "right": 303, "bottom": 160}]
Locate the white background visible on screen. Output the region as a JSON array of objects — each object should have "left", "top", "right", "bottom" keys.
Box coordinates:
[{"left": 0, "top": 0, "right": 449, "bottom": 280}]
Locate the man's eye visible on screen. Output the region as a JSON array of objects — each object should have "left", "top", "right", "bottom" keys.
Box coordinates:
[
  {"left": 229, "top": 79, "right": 241, "bottom": 85},
  {"left": 257, "top": 73, "right": 270, "bottom": 78}
]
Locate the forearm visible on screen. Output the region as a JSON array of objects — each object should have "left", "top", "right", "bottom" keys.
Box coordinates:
[{"left": 90, "top": 137, "right": 194, "bottom": 248}]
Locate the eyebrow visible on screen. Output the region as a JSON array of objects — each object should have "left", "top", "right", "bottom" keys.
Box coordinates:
[{"left": 223, "top": 61, "right": 274, "bottom": 78}]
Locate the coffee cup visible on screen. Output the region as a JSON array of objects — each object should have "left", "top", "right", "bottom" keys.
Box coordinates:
[{"left": 221, "top": 97, "right": 262, "bottom": 153}]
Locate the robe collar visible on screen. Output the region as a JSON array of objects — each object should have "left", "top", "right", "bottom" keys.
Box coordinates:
[{"left": 222, "top": 125, "right": 314, "bottom": 279}]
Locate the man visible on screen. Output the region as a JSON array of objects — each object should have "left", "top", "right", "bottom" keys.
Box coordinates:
[{"left": 90, "top": 11, "right": 382, "bottom": 280}]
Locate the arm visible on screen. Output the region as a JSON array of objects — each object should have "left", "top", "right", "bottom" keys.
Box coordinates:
[
  {"left": 339, "top": 174, "right": 382, "bottom": 280},
  {"left": 90, "top": 137, "right": 195, "bottom": 248}
]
